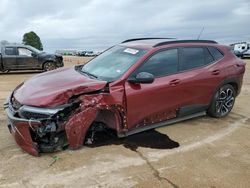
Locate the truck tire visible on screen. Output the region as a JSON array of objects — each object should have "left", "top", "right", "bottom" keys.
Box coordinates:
[
  {"left": 207, "top": 84, "right": 236, "bottom": 118},
  {"left": 1, "top": 69, "right": 9, "bottom": 73},
  {"left": 43, "top": 62, "right": 56, "bottom": 71}
]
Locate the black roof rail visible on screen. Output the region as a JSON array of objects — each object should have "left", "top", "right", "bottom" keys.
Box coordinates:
[
  {"left": 122, "top": 37, "right": 175, "bottom": 43},
  {"left": 153, "top": 40, "right": 217, "bottom": 47}
]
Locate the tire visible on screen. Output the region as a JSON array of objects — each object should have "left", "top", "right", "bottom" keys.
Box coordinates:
[
  {"left": 43, "top": 62, "right": 56, "bottom": 71},
  {"left": 2, "top": 69, "right": 9, "bottom": 73},
  {"left": 207, "top": 84, "right": 236, "bottom": 118}
]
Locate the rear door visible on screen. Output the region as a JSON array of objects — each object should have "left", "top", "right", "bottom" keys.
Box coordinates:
[
  {"left": 176, "top": 46, "right": 224, "bottom": 115},
  {"left": 2, "top": 47, "right": 18, "bottom": 69},
  {"left": 16, "top": 47, "right": 39, "bottom": 69}
]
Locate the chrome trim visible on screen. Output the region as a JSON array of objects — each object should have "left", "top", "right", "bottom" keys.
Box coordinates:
[
  {"left": 19, "top": 105, "right": 64, "bottom": 115},
  {"left": 5, "top": 107, "right": 40, "bottom": 123}
]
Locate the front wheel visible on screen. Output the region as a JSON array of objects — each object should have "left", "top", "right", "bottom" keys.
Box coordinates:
[
  {"left": 43, "top": 62, "right": 56, "bottom": 71},
  {"left": 207, "top": 84, "right": 236, "bottom": 118}
]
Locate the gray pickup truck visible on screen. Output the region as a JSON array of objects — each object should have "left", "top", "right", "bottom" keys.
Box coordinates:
[{"left": 0, "top": 44, "right": 64, "bottom": 73}]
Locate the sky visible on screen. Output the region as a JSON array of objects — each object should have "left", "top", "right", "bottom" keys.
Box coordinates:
[{"left": 0, "top": 0, "right": 249, "bottom": 52}]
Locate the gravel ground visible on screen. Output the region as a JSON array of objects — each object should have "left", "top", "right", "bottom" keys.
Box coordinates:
[{"left": 0, "top": 57, "right": 249, "bottom": 188}]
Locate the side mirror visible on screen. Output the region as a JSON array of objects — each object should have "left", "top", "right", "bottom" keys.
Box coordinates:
[
  {"left": 128, "top": 72, "right": 155, "bottom": 84},
  {"left": 31, "top": 52, "right": 37, "bottom": 57}
]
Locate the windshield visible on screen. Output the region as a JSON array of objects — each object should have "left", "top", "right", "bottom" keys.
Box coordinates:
[
  {"left": 27, "top": 45, "right": 42, "bottom": 53},
  {"left": 81, "top": 45, "right": 147, "bottom": 82}
]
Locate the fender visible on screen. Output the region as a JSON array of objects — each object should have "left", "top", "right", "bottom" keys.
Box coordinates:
[{"left": 209, "top": 77, "right": 240, "bottom": 105}]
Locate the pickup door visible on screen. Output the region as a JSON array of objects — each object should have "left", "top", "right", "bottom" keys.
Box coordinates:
[
  {"left": 2, "top": 47, "right": 18, "bottom": 69},
  {"left": 16, "top": 47, "right": 39, "bottom": 69}
]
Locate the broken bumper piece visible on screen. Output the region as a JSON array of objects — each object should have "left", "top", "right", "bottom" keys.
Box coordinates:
[
  {"left": 5, "top": 107, "right": 41, "bottom": 156},
  {"left": 4, "top": 97, "right": 69, "bottom": 156}
]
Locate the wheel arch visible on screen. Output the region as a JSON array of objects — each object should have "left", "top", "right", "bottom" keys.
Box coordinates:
[
  {"left": 94, "top": 108, "right": 124, "bottom": 133},
  {"left": 209, "top": 77, "right": 240, "bottom": 106},
  {"left": 82, "top": 108, "right": 124, "bottom": 145},
  {"left": 42, "top": 60, "right": 56, "bottom": 70}
]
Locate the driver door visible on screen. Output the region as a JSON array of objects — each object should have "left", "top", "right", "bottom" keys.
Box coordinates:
[
  {"left": 16, "top": 47, "right": 39, "bottom": 69},
  {"left": 125, "top": 48, "right": 185, "bottom": 129}
]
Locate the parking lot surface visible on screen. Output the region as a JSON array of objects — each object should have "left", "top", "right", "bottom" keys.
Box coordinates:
[{"left": 0, "top": 58, "right": 249, "bottom": 188}]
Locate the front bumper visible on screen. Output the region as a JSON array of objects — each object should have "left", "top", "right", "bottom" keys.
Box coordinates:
[
  {"left": 3, "top": 96, "right": 68, "bottom": 156},
  {"left": 56, "top": 56, "right": 64, "bottom": 68},
  {"left": 4, "top": 94, "right": 97, "bottom": 156},
  {"left": 4, "top": 105, "right": 41, "bottom": 156},
  {"left": 57, "top": 60, "right": 64, "bottom": 68}
]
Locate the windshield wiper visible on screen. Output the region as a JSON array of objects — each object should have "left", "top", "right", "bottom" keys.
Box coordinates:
[
  {"left": 75, "top": 65, "right": 99, "bottom": 79},
  {"left": 81, "top": 70, "right": 98, "bottom": 79}
]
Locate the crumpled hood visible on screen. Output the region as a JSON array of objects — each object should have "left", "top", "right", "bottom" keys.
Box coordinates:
[{"left": 14, "top": 67, "right": 107, "bottom": 107}]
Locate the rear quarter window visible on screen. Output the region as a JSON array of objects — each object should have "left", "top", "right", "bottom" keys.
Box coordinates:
[
  {"left": 5, "top": 47, "right": 16, "bottom": 55},
  {"left": 204, "top": 47, "right": 214, "bottom": 64},
  {"left": 208, "top": 47, "right": 224, "bottom": 60}
]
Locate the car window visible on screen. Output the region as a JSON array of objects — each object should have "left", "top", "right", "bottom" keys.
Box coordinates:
[
  {"left": 5, "top": 47, "right": 16, "bottom": 55},
  {"left": 18, "top": 48, "right": 32, "bottom": 57},
  {"left": 179, "top": 47, "right": 204, "bottom": 71},
  {"left": 207, "top": 47, "right": 224, "bottom": 60},
  {"left": 204, "top": 47, "right": 214, "bottom": 64},
  {"left": 135, "top": 48, "right": 178, "bottom": 77},
  {"left": 82, "top": 46, "right": 147, "bottom": 82}
]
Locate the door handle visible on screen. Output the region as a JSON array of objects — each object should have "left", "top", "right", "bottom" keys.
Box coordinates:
[
  {"left": 169, "top": 79, "right": 181, "bottom": 86},
  {"left": 211, "top": 70, "right": 220, "bottom": 75}
]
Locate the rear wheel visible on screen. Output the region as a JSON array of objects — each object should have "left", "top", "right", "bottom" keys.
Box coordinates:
[
  {"left": 208, "top": 84, "right": 236, "bottom": 118},
  {"left": 43, "top": 62, "right": 56, "bottom": 71},
  {"left": 1, "top": 69, "right": 10, "bottom": 73}
]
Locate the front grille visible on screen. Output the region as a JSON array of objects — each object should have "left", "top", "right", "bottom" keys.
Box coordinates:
[{"left": 19, "top": 111, "right": 50, "bottom": 120}]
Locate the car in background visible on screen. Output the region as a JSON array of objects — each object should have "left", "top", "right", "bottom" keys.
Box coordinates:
[
  {"left": 231, "top": 42, "right": 250, "bottom": 58},
  {"left": 77, "top": 51, "right": 99, "bottom": 57},
  {"left": 0, "top": 44, "right": 64, "bottom": 73},
  {"left": 4, "top": 38, "right": 245, "bottom": 156}
]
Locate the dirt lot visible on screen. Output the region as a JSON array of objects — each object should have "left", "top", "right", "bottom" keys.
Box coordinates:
[{"left": 0, "top": 57, "right": 249, "bottom": 188}]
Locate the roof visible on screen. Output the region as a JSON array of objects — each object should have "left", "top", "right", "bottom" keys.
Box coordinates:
[
  {"left": 4, "top": 43, "right": 27, "bottom": 48},
  {"left": 120, "top": 38, "right": 218, "bottom": 49}
]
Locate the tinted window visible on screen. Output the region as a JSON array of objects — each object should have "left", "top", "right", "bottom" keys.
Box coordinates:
[
  {"left": 135, "top": 48, "right": 178, "bottom": 77},
  {"left": 5, "top": 47, "right": 15, "bottom": 55},
  {"left": 18, "top": 48, "right": 32, "bottom": 56},
  {"left": 179, "top": 47, "right": 204, "bottom": 71},
  {"left": 204, "top": 48, "right": 214, "bottom": 64},
  {"left": 208, "top": 47, "right": 223, "bottom": 60}
]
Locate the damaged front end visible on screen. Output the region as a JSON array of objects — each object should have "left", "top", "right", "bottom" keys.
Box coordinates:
[
  {"left": 4, "top": 89, "right": 125, "bottom": 156},
  {"left": 3, "top": 67, "right": 127, "bottom": 156},
  {"left": 4, "top": 94, "right": 81, "bottom": 156}
]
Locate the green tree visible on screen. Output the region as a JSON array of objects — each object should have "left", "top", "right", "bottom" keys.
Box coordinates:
[{"left": 22, "top": 31, "right": 43, "bottom": 50}]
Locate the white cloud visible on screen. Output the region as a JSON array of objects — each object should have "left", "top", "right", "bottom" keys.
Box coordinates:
[{"left": 0, "top": 0, "right": 249, "bottom": 52}]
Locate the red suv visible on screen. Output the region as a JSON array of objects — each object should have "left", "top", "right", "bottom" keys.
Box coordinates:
[{"left": 4, "top": 38, "right": 246, "bottom": 156}]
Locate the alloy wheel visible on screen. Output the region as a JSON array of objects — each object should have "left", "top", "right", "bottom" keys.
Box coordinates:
[
  {"left": 44, "top": 62, "right": 56, "bottom": 71},
  {"left": 215, "top": 88, "right": 235, "bottom": 116}
]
